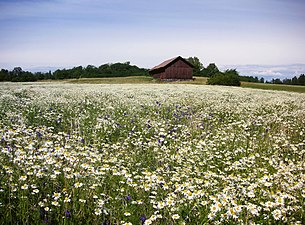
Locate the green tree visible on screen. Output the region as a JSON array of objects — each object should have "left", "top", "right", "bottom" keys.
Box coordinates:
[
  {"left": 291, "top": 76, "right": 298, "bottom": 85},
  {"left": 207, "top": 69, "right": 241, "bottom": 86},
  {"left": 202, "top": 63, "right": 219, "bottom": 77},
  {"left": 259, "top": 77, "right": 265, "bottom": 83},
  {"left": 298, "top": 74, "right": 305, "bottom": 85},
  {"left": 54, "top": 69, "right": 67, "bottom": 79},
  {"left": 0, "top": 69, "right": 9, "bottom": 81},
  {"left": 70, "top": 66, "right": 83, "bottom": 79},
  {"left": 187, "top": 57, "right": 204, "bottom": 76}
]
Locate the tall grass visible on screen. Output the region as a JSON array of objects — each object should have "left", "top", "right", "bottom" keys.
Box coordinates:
[{"left": 0, "top": 83, "right": 304, "bottom": 224}]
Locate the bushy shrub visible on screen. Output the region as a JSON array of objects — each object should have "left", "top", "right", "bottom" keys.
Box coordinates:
[
  {"left": 201, "top": 63, "right": 219, "bottom": 77},
  {"left": 207, "top": 69, "right": 241, "bottom": 86}
]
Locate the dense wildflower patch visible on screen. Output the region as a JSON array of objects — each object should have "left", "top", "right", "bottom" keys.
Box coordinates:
[{"left": 0, "top": 82, "right": 304, "bottom": 224}]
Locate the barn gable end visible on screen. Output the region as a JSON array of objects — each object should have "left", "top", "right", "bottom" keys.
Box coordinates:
[{"left": 149, "top": 56, "right": 194, "bottom": 80}]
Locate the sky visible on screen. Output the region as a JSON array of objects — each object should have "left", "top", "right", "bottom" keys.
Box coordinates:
[{"left": 0, "top": 0, "right": 305, "bottom": 79}]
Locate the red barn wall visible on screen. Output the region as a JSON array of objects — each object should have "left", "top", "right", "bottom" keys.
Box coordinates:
[
  {"left": 163, "top": 59, "right": 193, "bottom": 79},
  {"left": 153, "top": 72, "right": 166, "bottom": 79},
  {"left": 153, "top": 74, "right": 160, "bottom": 79}
]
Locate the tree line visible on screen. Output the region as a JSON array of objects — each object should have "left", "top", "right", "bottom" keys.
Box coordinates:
[
  {"left": 0, "top": 62, "right": 148, "bottom": 82},
  {"left": 187, "top": 57, "right": 258, "bottom": 86},
  {"left": 1, "top": 58, "right": 304, "bottom": 86},
  {"left": 187, "top": 56, "right": 305, "bottom": 86},
  {"left": 268, "top": 75, "right": 305, "bottom": 85}
]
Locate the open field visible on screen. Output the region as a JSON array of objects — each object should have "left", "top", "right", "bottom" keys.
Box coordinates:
[
  {"left": 65, "top": 76, "right": 209, "bottom": 85},
  {"left": 67, "top": 76, "right": 156, "bottom": 84},
  {"left": 240, "top": 82, "right": 305, "bottom": 93},
  {"left": 62, "top": 76, "right": 305, "bottom": 93},
  {"left": 0, "top": 83, "right": 304, "bottom": 224}
]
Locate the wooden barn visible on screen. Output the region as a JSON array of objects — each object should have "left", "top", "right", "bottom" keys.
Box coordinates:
[{"left": 149, "top": 56, "right": 194, "bottom": 80}]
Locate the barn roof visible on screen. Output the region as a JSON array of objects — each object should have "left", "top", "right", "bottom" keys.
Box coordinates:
[{"left": 150, "top": 56, "right": 194, "bottom": 71}]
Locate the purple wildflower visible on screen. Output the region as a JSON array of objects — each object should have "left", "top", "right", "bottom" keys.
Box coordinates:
[
  {"left": 65, "top": 210, "right": 71, "bottom": 219},
  {"left": 37, "top": 131, "right": 42, "bottom": 139},
  {"left": 43, "top": 218, "right": 50, "bottom": 224},
  {"left": 140, "top": 215, "right": 146, "bottom": 224}
]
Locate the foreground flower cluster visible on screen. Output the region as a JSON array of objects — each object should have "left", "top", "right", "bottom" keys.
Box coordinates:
[{"left": 0, "top": 82, "right": 304, "bottom": 224}]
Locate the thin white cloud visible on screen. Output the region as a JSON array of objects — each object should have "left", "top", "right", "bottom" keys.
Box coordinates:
[
  {"left": 220, "top": 64, "right": 305, "bottom": 80},
  {"left": 253, "top": 70, "right": 283, "bottom": 77}
]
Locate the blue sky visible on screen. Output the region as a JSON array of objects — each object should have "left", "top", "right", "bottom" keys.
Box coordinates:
[{"left": 0, "top": 0, "right": 305, "bottom": 78}]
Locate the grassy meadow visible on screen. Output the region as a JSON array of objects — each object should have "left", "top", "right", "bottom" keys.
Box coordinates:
[
  {"left": 63, "top": 76, "right": 305, "bottom": 93},
  {"left": 240, "top": 82, "right": 305, "bottom": 93},
  {"left": 0, "top": 82, "right": 304, "bottom": 224},
  {"left": 65, "top": 76, "right": 209, "bottom": 85}
]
